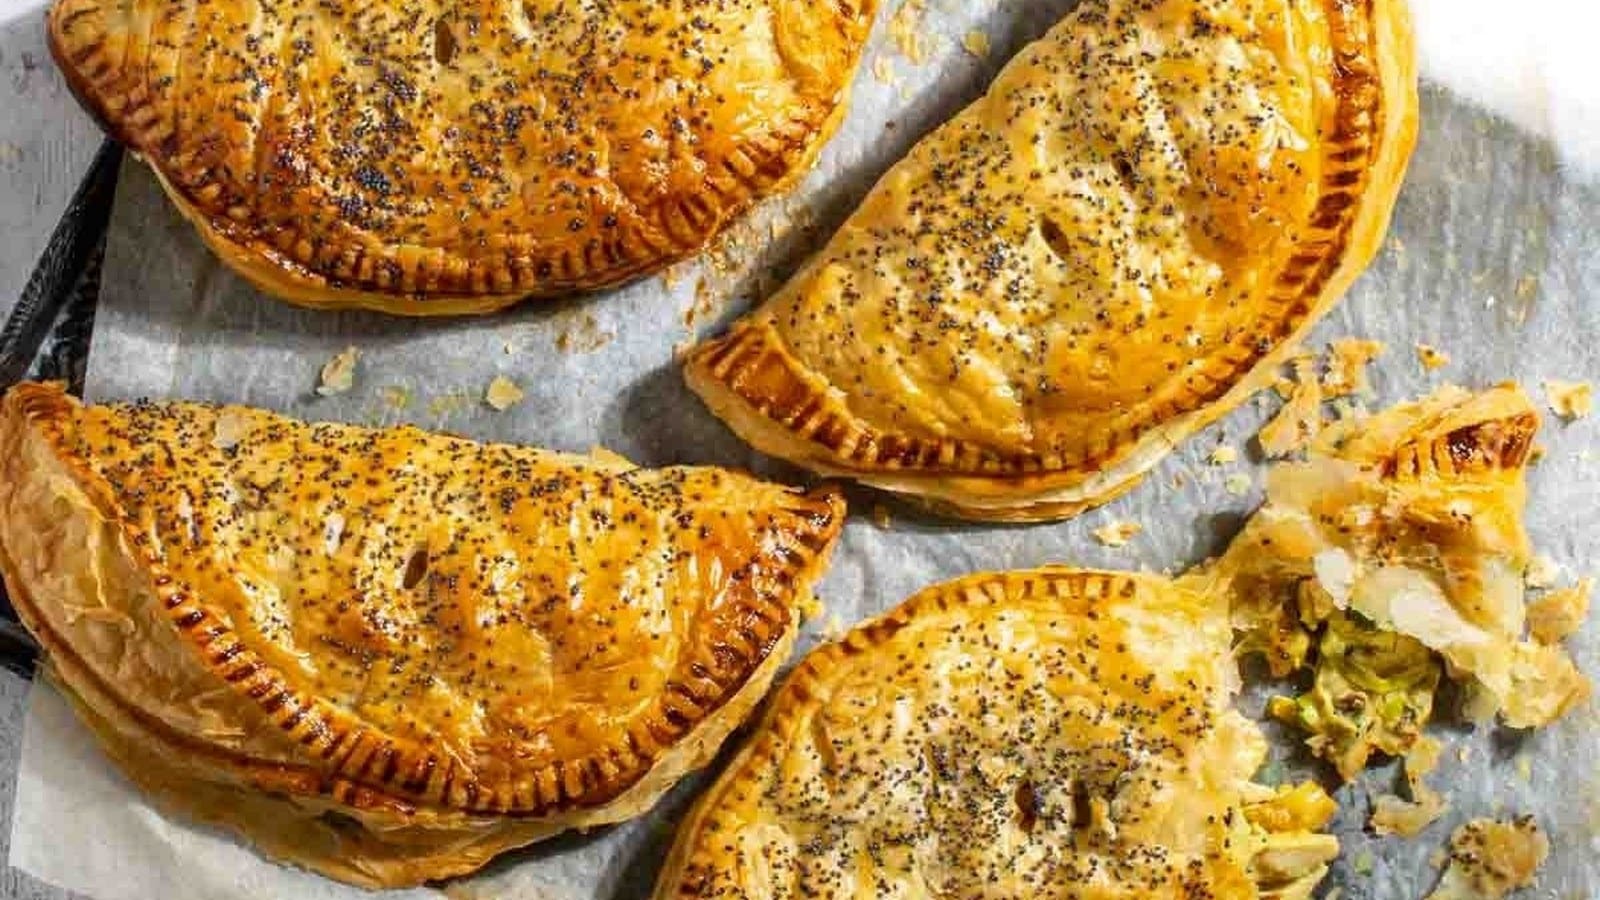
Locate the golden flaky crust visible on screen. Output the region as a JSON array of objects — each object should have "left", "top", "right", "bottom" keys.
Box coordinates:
[
  {"left": 0, "top": 382, "right": 844, "bottom": 887},
  {"left": 655, "top": 568, "right": 1340, "bottom": 899},
  {"left": 687, "top": 0, "right": 1419, "bottom": 521},
  {"left": 47, "top": 0, "right": 876, "bottom": 314}
]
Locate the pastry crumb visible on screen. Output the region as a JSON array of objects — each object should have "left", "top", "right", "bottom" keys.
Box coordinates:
[
  {"left": 889, "top": 0, "right": 933, "bottom": 64},
  {"left": 1524, "top": 554, "right": 1561, "bottom": 590},
  {"left": 381, "top": 386, "right": 412, "bottom": 411},
  {"left": 1224, "top": 473, "right": 1252, "bottom": 496},
  {"left": 1426, "top": 817, "right": 1548, "bottom": 900},
  {"left": 1259, "top": 357, "right": 1322, "bottom": 456},
  {"left": 1528, "top": 579, "right": 1591, "bottom": 645},
  {"left": 1415, "top": 343, "right": 1451, "bottom": 371},
  {"left": 1092, "top": 521, "right": 1142, "bottom": 548},
  {"left": 1323, "top": 338, "right": 1385, "bottom": 398},
  {"left": 961, "top": 30, "right": 991, "bottom": 58},
  {"left": 797, "top": 593, "right": 825, "bottom": 622},
  {"left": 427, "top": 391, "right": 473, "bottom": 418},
  {"left": 1372, "top": 791, "right": 1447, "bottom": 837},
  {"left": 316, "top": 346, "right": 361, "bottom": 396},
  {"left": 1208, "top": 445, "right": 1238, "bottom": 465},
  {"left": 484, "top": 376, "right": 525, "bottom": 411},
  {"left": 822, "top": 614, "right": 846, "bottom": 640},
  {"left": 555, "top": 313, "right": 614, "bottom": 354},
  {"left": 1544, "top": 379, "right": 1593, "bottom": 420}
]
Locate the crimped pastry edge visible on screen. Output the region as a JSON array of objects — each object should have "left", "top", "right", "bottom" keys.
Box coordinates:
[
  {"left": 45, "top": 0, "right": 873, "bottom": 313},
  {"left": 0, "top": 381, "right": 845, "bottom": 885},
  {"left": 650, "top": 567, "right": 1183, "bottom": 897},
  {"left": 685, "top": 0, "right": 1420, "bottom": 522}
]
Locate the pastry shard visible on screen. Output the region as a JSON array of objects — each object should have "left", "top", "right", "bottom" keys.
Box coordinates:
[
  {"left": 48, "top": 0, "right": 876, "bottom": 314},
  {"left": 1188, "top": 385, "right": 1590, "bottom": 777},
  {"left": 0, "top": 382, "right": 843, "bottom": 887},
  {"left": 687, "top": 0, "right": 1418, "bottom": 521},
  {"left": 655, "top": 568, "right": 1339, "bottom": 898}
]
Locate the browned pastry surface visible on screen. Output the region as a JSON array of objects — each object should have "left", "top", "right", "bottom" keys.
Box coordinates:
[
  {"left": 686, "top": 0, "right": 1418, "bottom": 520},
  {"left": 48, "top": 0, "right": 876, "bottom": 313},
  {"left": 0, "top": 382, "right": 843, "bottom": 886},
  {"left": 654, "top": 568, "right": 1340, "bottom": 898}
]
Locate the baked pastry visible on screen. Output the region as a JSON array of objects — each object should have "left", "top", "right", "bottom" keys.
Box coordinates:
[
  {"left": 1188, "top": 384, "right": 1589, "bottom": 778},
  {"left": 0, "top": 381, "right": 844, "bottom": 887},
  {"left": 686, "top": 0, "right": 1418, "bottom": 521},
  {"left": 655, "top": 567, "right": 1341, "bottom": 898},
  {"left": 47, "top": 0, "right": 876, "bottom": 314}
]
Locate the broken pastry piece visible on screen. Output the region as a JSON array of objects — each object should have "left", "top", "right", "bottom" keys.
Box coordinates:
[
  {"left": 1187, "top": 384, "right": 1590, "bottom": 778},
  {"left": 686, "top": 0, "right": 1417, "bottom": 521},
  {"left": 655, "top": 568, "right": 1339, "bottom": 899},
  {"left": 1426, "top": 817, "right": 1549, "bottom": 900},
  {"left": 48, "top": 0, "right": 877, "bottom": 313},
  {"left": 0, "top": 382, "right": 844, "bottom": 887}
]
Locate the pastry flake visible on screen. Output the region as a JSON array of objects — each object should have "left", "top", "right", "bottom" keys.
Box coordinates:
[
  {"left": 686, "top": 0, "right": 1418, "bottom": 521},
  {"left": 48, "top": 0, "right": 877, "bottom": 314},
  {"left": 1193, "top": 384, "right": 1590, "bottom": 775},
  {"left": 0, "top": 382, "right": 844, "bottom": 887},
  {"left": 1426, "top": 817, "right": 1549, "bottom": 900},
  {"left": 655, "top": 568, "right": 1339, "bottom": 898}
]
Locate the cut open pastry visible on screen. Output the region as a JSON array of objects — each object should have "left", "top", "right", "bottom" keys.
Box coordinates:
[
  {"left": 655, "top": 568, "right": 1340, "bottom": 898},
  {"left": 48, "top": 0, "right": 877, "bottom": 314},
  {"left": 0, "top": 382, "right": 844, "bottom": 887},
  {"left": 686, "top": 0, "right": 1418, "bottom": 521},
  {"left": 1186, "top": 384, "right": 1590, "bottom": 778}
]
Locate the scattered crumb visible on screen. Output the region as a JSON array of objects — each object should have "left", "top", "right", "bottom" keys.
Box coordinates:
[
  {"left": 1525, "top": 554, "right": 1562, "bottom": 590},
  {"left": 484, "top": 376, "right": 525, "bottom": 411},
  {"left": 1527, "top": 443, "right": 1546, "bottom": 464},
  {"left": 889, "top": 0, "right": 933, "bottom": 64},
  {"left": 871, "top": 503, "right": 893, "bottom": 529},
  {"left": 1372, "top": 738, "right": 1448, "bottom": 837},
  {"left": 683, "top": 277, "right": 724, "bottom": 329},
  {"left": 823, "top": 614, "right": 846, "bottom": 641},
  {"left": 871, "top": 54, "right": 896, "bottom": 83},
  {"left": 1426, "top": 817, "right": 1548, "bottom": 900},
  {"left": 211, "top": 409, "right": 252, "bottom": 450},
  {"left": 380, "top": 386, "right": 412, "bottom": 411},
  {"left": 1515, "top": 756, "right": 1532, "bottom": 783},
  {"left": 1416, "top": 343, "right": 1451, "bottom": 371},
  {"left": 1259, "top": 357, "right": 1323, "bottom": 456},
  {"left": 797, "top": 592, "right": 824, "bottom": 621},
  {"left": 1457, "top": 746, "right": 1471, "bottom": 764},
  {"left": 0, "top": 142, "right": 20, "bottom": 165},
  {"left": 502, "top": 341, "right": 515, "bottom": 355},
  {"left": 316, "top": 346, "right": 360, "bottom": 396},
  {"left": 1353, "top": 850, "right": 1374, "bottom": 876},
  {"left": 555, "top": 313, "right": 614, "bottom": 354},
  {"left": 1224, "top": 473, "right": 1252, "bottom": 496},
  {"left": 1208, "top": 445, "right": 1238, "bottom": 465},
  {"left": 427, "top": 391, "right": 473, "bottom": 418},
  {"left": 1528, "top": 579, "right": 1591, "bottom": 644},
  {"left": 1372, "top": 790, "right": 1447, "bottom": 837},
  {"left": 1170, "top": 471, "right": 1187, "bottom": 489},
  {"left": 1515, "top": 275, "right": 1539, "bottom": 302},
  {"left": 1323, "top": 338, "right": 1385, "bottom": 398},
  {"left": 1092, "top": 521, "right": 1143, "bottom": 548},
  {"left": 961, "top": 30, "right": 991, "bottom": 58},
  {"left": 1544, "top": 379, "right": 1593, "bottom": 420}
]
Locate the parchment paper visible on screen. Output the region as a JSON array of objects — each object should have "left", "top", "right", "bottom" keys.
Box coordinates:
[{"left": 9, "top": 1, "right": 1600, "bottom": 897}]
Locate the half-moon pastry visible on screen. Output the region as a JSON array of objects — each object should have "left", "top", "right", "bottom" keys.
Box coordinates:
[
  {"left": 0, "top": 381, "right": 844, "bottom": 887},
  {"left": 655, "top": 567, "right": 1341, "bottom": 898},
  {"left": 47, "top": 0, "right": 877, "bottom": 314},
  {"left": 686, "top": 0, "right": 1418, "bottom": 521}
]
